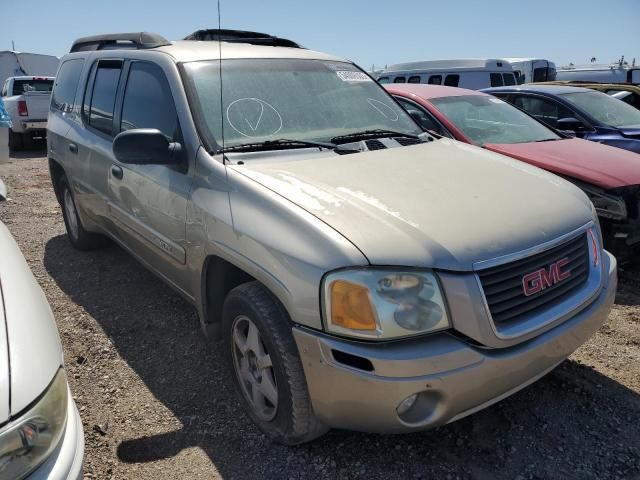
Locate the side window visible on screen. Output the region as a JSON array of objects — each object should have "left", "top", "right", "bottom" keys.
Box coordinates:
[
  {"left": 512, "top": 95, "right": 574, "bottom": 128},
  {"left": 88, "top": 61, "right": 122, "bottom": 136},
  {"left": 393, "top": 76, "right": 406, "bottom": 83},
  {"left": 503, "top": 73, "right": 516, "bottom": 86},
  {"left": 490, "top": 73, "right": 504, "bottom": 87},
  {"left": 428, "top": 75, "right": 442, "bottom": 85},
  {"left": 408, "top": 76, "right": 421, "bottom": 84},
  {"left": 52, "top": 59, "right": 85, "bottom": 113},
  {"left": 377, "top": 76, "right": 390, "bottom": 84},
  {"left": 444, "top": 74, "right": 459, "bottom": 87},
  {"left": 120, "top": 62, "right": 178, "bottom": 139},
  {"left": 395, "top": 97, "right": 447, "bottom": 135}
]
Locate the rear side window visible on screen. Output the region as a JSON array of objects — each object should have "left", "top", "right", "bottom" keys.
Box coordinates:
[
  {"left": 393, "top": 76, "right": 406, "bottom": 83},
  {"left": 444, "top": 74, "right": 459, "bottom": 87},
  {"left": 490, "top": 73, "right": 504, "bottom": 87},
  {"left": 503, "top": 73, "right": 516, "bottom": 86},
  {"left": 120, "top": 62, "right": 178, "bottom": 139},
  {"left": 52, "top": 59, "right": 84, "bottom": 113},
  {"left": 88, "top": 62, "right": 122, "bottom": 135},
  {"left": 428, "top": 75, "right": 442, "bottom": 85},
  {"left": 408, "top": 76, "right": 421, "bottom": 84}
]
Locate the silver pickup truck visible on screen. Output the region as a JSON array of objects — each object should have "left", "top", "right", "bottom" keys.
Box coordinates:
[
  {"left": 1, "top": 75, "right": 54, "bottom": 151},
  {"left": 47, "top": 30, "right": 617, "bottom": 445}
]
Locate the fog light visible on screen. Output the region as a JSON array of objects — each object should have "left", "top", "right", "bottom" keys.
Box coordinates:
[{"left": 396, "top": 393, "right": 418, "bottom": 416}]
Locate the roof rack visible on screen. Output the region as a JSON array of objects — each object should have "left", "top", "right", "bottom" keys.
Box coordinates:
[
  {"left": 70, "top": 32, "right": 170, "bottom": 53},
  {"left": 183, "top": 29, "right": 302, "bottom": 48}
]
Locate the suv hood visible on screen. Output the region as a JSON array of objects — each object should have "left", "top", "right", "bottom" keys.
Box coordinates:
[
  {"left": 0, "top": 222, "right": 62, "bottom": 423},
  {"left": 484, "top": 137, "right": 640, "bottom": 190},
  {"left": 232, "top": 139, "right": 593, "bottom": 270}
]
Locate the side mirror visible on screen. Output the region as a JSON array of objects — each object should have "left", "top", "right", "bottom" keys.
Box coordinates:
[
  {"left": 113, "top": 129, "right": 182, "bottom": 165},
  {"left": 556, "top": 117, "right": 585, "bottom": 132},
  {"left": 0, "top": 178, "right": 6, "bottom": 202}
]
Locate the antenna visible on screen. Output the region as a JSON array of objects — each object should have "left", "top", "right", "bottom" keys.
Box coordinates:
[
  {"left": 11, "top": 40, "right": 15, "bottom": 51},
  {"left": 217, "top": 0, "right": 225, "bottom": 161}
]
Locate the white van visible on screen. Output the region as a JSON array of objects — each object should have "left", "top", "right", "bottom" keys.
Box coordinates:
[
  {"left": 377, "top": 59, "right": 517, "bottom": 90},
  {"left": 557, "top": 62, "right": 640, "bottom": 85},
  {"left": 504, "top": 58, "right": 556, "bottom": 84}
]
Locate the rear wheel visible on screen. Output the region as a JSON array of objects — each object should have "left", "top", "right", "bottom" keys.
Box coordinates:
[
  {"left": 59, "top": 175, "right": 110, "bottom": 250},
  {"left": 223, "top": 281, "right": 328, "bottom": 445},
  {"left": 8, "top": 129, "right": 22, "bottom": 153}
]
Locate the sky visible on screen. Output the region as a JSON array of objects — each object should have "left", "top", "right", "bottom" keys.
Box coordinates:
[{"left": 3, "top": 0, "right": 639, "bottom": 70}]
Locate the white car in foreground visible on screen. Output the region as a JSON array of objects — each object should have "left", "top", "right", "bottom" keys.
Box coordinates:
[{"left": 0, "top": 180, "right": 84, "bottom": 479}]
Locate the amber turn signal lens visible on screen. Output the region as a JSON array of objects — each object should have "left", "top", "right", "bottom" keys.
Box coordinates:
[{"left": 330, "top": 280, "right": 377, "bottom": 331}]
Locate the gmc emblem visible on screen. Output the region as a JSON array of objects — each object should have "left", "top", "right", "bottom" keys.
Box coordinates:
[{"left": 522, "top": 257, "right": 571, "bottom": 296}]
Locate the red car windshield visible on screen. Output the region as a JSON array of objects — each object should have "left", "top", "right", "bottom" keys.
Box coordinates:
[{"left": 431, "top": 95, "right": 560, "bottom": 144}]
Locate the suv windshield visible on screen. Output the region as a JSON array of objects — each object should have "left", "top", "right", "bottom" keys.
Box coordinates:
[
  {"left": 183, "top": 59, "right": 421, "bottom": 151},
  {"left": 430, "top": 95, "right": 560, "bottom": 144},
  {"left": 560, "top": 90, "right": 640, "bottom": 127}
]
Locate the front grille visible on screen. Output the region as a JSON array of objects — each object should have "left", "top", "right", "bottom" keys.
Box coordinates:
[
  {"left": 478, "top": 233, "right": 589, "bottom": 327},
  {"left": 395, "top": 137, "right": 422, "bottom": 146}
]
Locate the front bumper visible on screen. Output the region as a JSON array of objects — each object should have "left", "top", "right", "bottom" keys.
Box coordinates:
[
  {"left": 293, "top": 251, "right": 617, "bottom": 433},
  {"left": 28, "top": 393, "right": 84, "bottom": 480}
]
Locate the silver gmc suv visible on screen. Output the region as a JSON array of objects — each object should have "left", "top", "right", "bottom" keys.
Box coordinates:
[{"left": 47, "top": 30, "right": 617, "bottom": 444}]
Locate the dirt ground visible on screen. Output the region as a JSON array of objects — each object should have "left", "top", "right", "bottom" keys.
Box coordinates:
[{"left": 1, "top": 148, "right": 639, "bottom": 480}]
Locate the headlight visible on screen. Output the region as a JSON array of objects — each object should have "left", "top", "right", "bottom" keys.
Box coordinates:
[
  {"left": 322, "top": 269, "right": 450, "bottom": 339},
  {"left": 0, "top": 369, "right": 68, "bottom": 479},
  {"left": 572, "top": 180, "right": 627, "bottom": 221}
]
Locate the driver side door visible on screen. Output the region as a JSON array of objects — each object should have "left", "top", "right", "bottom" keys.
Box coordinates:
[{"left": 108, "top": 60, "right": 193, "bottom": 296}]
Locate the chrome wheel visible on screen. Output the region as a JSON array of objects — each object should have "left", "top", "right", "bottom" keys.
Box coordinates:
[
  {"left": 231, "top": 315, "right": 278, "bottom": 421},
  {"left": 63, "top": 188, "right": 79, "bottom": 241}
]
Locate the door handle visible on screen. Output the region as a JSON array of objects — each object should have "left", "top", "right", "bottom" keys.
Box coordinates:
[
  {"left": 68, "top": 143, "right": 78, "bottom": 154},
  {"left": 111, "top": 164, "right": 123, "bottom": 180}
]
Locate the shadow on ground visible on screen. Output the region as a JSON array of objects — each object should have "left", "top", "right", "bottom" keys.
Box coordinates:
[{"left": 43, "top": 234, "right": 640, "bottom": 480}]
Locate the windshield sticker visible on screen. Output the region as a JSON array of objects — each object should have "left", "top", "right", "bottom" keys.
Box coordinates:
[
  {"left": 226, "top": 98, "right": 283, "bottom": 138},
  {"left": 367, "top": 98, "right": 399, "bottom": 121},
  {"left": 336, "top": 71, "right": 371, "bottom": 82}
]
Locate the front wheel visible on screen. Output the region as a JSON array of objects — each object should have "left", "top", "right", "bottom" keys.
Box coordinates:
[{"left": 222, "top": 281, "right": 328, "bottom": 445}]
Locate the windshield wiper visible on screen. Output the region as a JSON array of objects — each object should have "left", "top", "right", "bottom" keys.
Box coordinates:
[
  {"left": 535, "top": 138, "right": 562, "bottom": 142},
  {"left": 331, "top": 129, "right": 421, "bottom": 144},
  {"left": 223, "top": 138, "right": 355, "bottom": 153}
]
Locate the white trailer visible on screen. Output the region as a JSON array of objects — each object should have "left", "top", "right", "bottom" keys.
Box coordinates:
[
  {"left": 0, "top": 51, "right": 59, "bottom": 86},
  {"left": 503, "top": 58, "right": 556, "bottom": 84},
  {"left": 557, "top": 61, "right": 640, "bottom": 84}
]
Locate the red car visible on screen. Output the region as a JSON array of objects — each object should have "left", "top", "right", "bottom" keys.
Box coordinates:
[{"left": 385, "top": 83, "right": 640, "bottom": 256}]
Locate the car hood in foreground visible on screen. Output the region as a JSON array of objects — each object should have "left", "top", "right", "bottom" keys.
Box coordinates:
[
  {"left": 232, "top": 139, "right": 593, "bottom": 270},
  {"left": 0, "top": 222, "right": 62, "bottom": 424},
  {"left": 483, "top": 137, "right": 640, "bottom": 190}
]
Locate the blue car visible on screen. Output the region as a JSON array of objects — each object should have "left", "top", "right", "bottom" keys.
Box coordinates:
[{"left": 481, "top": 84, "right": 640, "bottom": 154}]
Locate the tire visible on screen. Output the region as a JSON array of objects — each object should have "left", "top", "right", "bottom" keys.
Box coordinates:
[
  {"left": 58, "top": 175, "right": 110, "bottom": 250},
  {"left": 8, "top": 129, "right": 22, "bottom": 153},
  {"left": 222, "top": 281, "right": 328, "bottom": 445}
]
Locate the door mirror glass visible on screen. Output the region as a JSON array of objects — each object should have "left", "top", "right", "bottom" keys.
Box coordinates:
[
  {"left": 556, "top": 117, "right": 585, "bottom": 132},
  {"left": 113, "top": 129, "right": 182, "bottom": 165}
]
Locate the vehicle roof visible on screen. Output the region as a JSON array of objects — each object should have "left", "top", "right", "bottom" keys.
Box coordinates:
[
  {"left": 503, "top": 58, "right": 553, "bottom": 63},
  {"left": 151, "top": 40, "right": 344, "bottom": 63},
  {"left": 383, "top": 59, "right": 512, "bottom": 73},
  {"left": 482, "top": 84, "right": 591, "bottom": 95},
  {"left": 558, "top": 63, "right": 638, "bottom": 71},
  {"left": 536, "top": 81, "right": 640, "bottom": 92},
  {"left": 384, "top": 83, "right": 486, "bottom": 100}
]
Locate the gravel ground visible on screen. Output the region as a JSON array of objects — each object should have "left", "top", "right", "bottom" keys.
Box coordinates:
[{"left": 1, "top": 149, "right": 639, "bottom": 480}]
